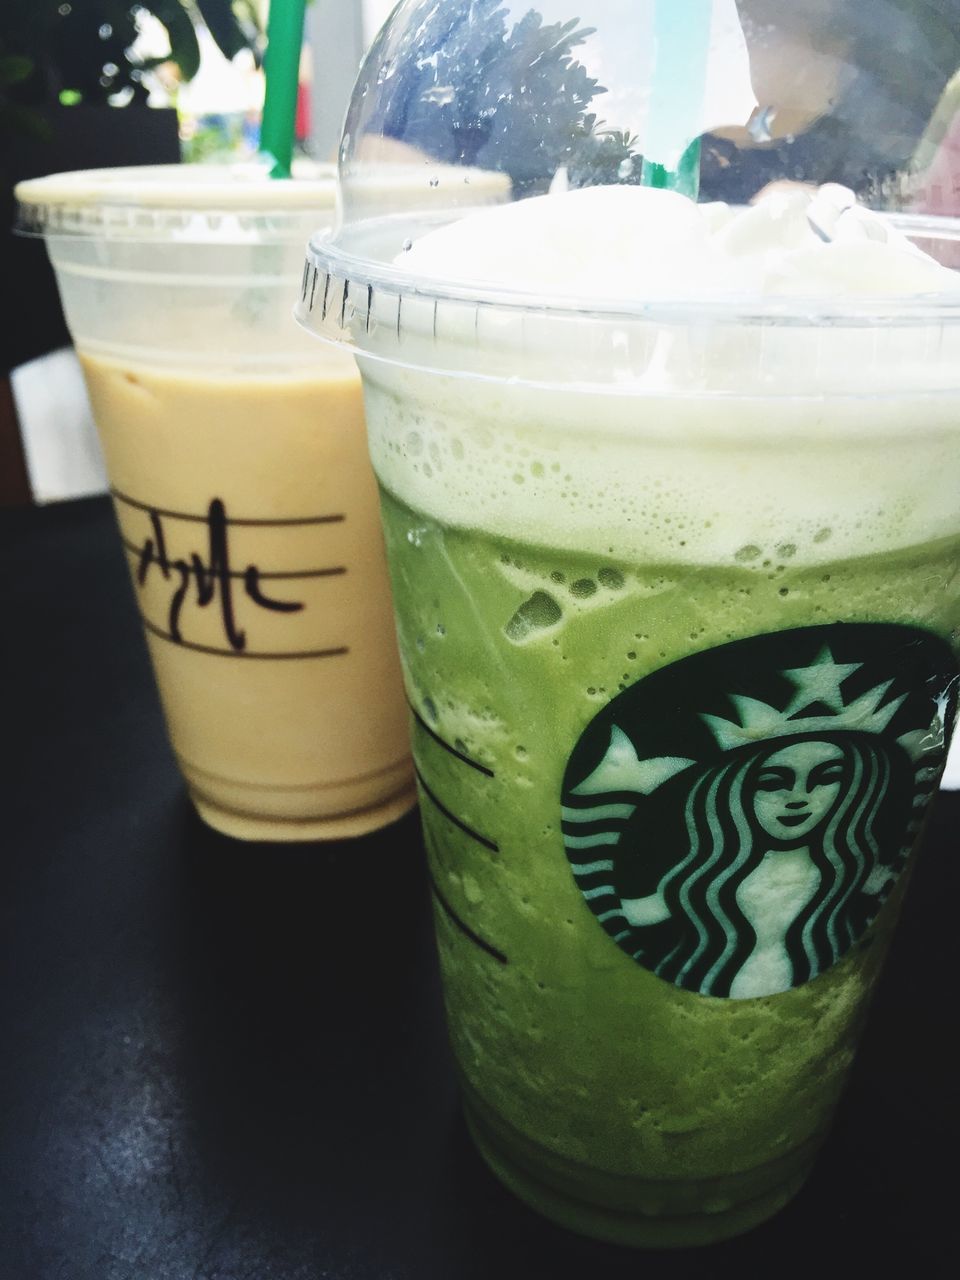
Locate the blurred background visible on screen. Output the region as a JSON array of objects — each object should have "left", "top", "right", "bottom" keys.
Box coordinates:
[
  {"left": 1, "top": 2, "right": 396, "bottom": 168},
  {"left": 0, "top": 1, "right": 395, "bottom": 507}
]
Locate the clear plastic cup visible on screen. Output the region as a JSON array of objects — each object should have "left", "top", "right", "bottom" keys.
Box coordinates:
[
  {"left": 15, "top": 163, "right": 418, "bottom": 841},
  {"left": 296, "top": 0, "right": 960, "bottom": 1245}
]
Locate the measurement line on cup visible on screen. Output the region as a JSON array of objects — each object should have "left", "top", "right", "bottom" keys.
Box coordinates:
[
  {"left": 409, "top": 702, "right": 495, "bottom": 777},
  {"left": 119, "top": 538, "right": 347, "bottom": 581},
  {"left": 111, "top": 489, "right": 346, "bottom": 528},
  {"left": 138, "top": 615, "right": 349, "bottom": 660},
  {"left": 429, "top": 873, "right": 508, "bottom": 965},
  {"left": 415, "top": 766, "right": 499, "bottom": 853}
]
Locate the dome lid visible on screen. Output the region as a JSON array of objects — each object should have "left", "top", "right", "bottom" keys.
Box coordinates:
[{"left": 296, "top": 0, "right": 960, "bottom": 372}]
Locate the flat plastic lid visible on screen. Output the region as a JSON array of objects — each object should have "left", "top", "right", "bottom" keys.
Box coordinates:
[{"left": 15, "top": 161, "right": 337, "bottom": 237}]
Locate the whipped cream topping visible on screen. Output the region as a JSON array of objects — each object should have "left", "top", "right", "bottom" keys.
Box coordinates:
[
  {"left": 397, "top": 183, "right": 960, "bottom": 301},
  {"left": 358, "top": 183, "right": 960, "bottom": 570}
]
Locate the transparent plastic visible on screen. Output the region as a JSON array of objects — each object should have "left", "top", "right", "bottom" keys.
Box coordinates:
[
  {"left": 298, "top": 0, "right": 960, "bottom": 363},
  {"left": 16, "top": 164, "right": 417, "bottom": 841},
  {"left": 16, "top": 164, "right": 340, "bottom": 371},
  {"left": 293, "top": 0, "right": 960, "bottom": 1246},
  {"left": 338, "top": 0, "right": 960, "bottom": 216},
  {"left": 16, "top": 162, "right": 338, "bottom": 237}
]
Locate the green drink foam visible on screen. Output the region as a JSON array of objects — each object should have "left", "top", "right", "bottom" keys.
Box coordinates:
[
  {"left": 362, "top": 354, "right": 960, "bottom": 1243},
  {"left": 326, "top": 184, "right": 960, "bottom": 1246}
]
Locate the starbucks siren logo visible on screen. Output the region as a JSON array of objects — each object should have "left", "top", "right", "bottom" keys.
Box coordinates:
[{"left": 561, "top": 624, "right": 958, "bottom": 1000}]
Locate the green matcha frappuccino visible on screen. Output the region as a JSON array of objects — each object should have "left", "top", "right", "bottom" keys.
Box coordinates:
[{"left": 300, "top": 183, "right": 960, "bottom": 1245}]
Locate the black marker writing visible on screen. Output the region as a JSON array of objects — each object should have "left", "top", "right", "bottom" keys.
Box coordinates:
[{"left": 136, "top": 499, "right": 303, "bottom": 652}]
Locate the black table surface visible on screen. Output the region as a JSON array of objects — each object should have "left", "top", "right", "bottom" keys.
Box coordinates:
[{"left": 1, "top": 496, "right": 956, "bottom": 1279}]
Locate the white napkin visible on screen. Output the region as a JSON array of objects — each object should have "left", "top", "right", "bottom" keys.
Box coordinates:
[{"left": 11, "top": 346, "right": 107, "bottom": 505}]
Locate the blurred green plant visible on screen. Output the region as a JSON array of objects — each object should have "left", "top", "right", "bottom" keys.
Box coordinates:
[
  {"left": 1, "top": 1, "right": 262, "bottom": 139},
  {"left": 181, "top": 112, "right": 244, "bottom": 162}
]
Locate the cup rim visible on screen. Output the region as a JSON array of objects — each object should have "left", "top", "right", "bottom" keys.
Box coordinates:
[
  {"left": 301, "top": 209, "right": 960, "bottom": 330},
  {"left": 14, "top": 162, "right": 338, "bottom": 238}
]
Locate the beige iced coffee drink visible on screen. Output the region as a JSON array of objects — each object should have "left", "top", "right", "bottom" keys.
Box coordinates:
[
  {"left": 80, "top": 351, "right": 413, "bottom": 839},
  {"left": 14, "top": 165, "right": 425, "bottom": 840}
]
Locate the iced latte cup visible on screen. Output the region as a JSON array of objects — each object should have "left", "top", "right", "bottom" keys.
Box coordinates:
[
  {"left": 294, "top": 0, "right": 960, "bottom": 1246},
  {"left": 15, "top": 164, "right": 418, "bottom": 840}
]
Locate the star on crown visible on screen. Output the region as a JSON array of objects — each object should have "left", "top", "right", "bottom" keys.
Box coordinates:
[
  {"left": 701, "top": 647, "right": 906, "bottom": 750},
  {"left": 568, "top": 647, "right": 946, "bottom": 803}
]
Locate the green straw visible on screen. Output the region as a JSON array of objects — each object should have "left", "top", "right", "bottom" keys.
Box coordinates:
[
  {"left": 640, "top": 0, "right": 713, "bottom": 198},
  {"left": 259, "top": 0, "right": 308, "bottom": 179}
]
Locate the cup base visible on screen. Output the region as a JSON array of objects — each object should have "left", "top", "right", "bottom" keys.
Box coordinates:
[
  {"left": 187, "top": 772, "right": 418, "bottom": 842},
  {"left": 463, "top": 1098, "right": 814, "bottom": 1249}
]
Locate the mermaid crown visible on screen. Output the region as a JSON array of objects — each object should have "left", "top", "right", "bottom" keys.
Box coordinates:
[
  {"left": 701, "top": 646, "right": 906, "bottom": 750},
  {"left": 571, "top": 644, "right": 944, "bottom": 800}
]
